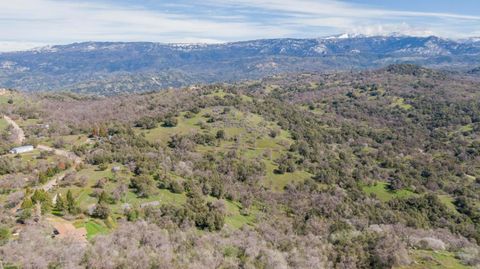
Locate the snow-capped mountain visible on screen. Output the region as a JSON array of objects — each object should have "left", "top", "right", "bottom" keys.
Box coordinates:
[{"left": 0, "top": 35, "right": 479, "bottom": 94}]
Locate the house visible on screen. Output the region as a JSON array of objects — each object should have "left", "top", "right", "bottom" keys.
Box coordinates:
[{"left": 9, "top": 145, "right": 34, "bottom": 154}]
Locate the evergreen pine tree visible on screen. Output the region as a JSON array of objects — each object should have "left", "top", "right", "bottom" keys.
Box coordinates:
[
  {"left": 66, "top": 190, "right": 77, "bottom": 214},
  {"left": 55, "top": 193, "right": 66, "bottom": 213}
]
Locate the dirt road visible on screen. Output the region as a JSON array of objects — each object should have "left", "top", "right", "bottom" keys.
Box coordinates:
[{"left": 3, "top": 115, "right": 25, "bottom": 144}]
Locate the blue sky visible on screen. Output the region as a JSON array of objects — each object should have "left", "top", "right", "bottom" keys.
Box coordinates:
[{"left": 0, "top": 0, "right": 479, "bottom": 51}]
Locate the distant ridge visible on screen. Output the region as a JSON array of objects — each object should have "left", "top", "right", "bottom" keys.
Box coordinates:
[{"left": 0, "top": 35, "right": 479, "bottom": 95}]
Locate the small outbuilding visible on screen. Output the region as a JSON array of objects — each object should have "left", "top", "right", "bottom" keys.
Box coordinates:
[{"left": 9, "top": 145, "right": 34, "bottom": 154}]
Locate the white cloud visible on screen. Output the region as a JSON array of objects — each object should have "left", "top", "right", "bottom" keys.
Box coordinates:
[
  {"left": 349, "top": 23, "right": 435, "bottom": 37},
  {"left": 203, "top": 0, "right": 480, "bottom": 38},
  {"left": 0, "top": 0, "right": 478, "bottom": 51},
  {"left": 0, "top": 0, "right": 293, "bottom": 49},
  {"left": 204, "top": 0, "right": 480, "bottom": 21}
]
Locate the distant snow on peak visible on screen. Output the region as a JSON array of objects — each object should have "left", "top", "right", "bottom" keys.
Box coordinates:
[
  {"left": 321, "top": 32, "right": 431, "bottom": 40},
  {"left": 311, "top": 43, "right": 327, "bottom": 54},
  {"left": 464, "top": 37, "right": 480, "bottom": 43},
  {"left": 169, "top": 43, "right": 210, "bottom": 52},
  {"left": 323, "top": 33, "right": 366, "bottom": 39},
  {"left": 29, "top": 45, "right": 58, "bottom": 53}
]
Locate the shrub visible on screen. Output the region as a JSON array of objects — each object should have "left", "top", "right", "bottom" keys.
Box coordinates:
[
  {"left": 130, "top": 175, "right": 157, "bottom": 198},
  {"left": 162, "top": 116, "right": 178, "bottom": 127},
  {"left": 216, "top": 130, "right": 226, "bottom": 139}
]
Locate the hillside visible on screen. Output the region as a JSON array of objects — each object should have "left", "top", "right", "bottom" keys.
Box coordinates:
[
  {"left": 1, "top": 36, "right": 480, "bottom": 95},
  {"left": 0, "top": 65, "right": 479, "bottom": 268}
]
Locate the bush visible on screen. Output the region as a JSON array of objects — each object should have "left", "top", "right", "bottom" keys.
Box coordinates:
[
  {"left": 216, "top": 130, "right": 226, "bottom": 139},
  {"left": 130, "top": 175, "right": 157, "bottom": 198},
  {"left": 169, "top": 180, "right": 184, "bottom": 194},
  {"left": 269, "top": 129, "right": 280, "bottom": 138},
  {"left": 184, "top": 111, "right": 195, "bottom": 119},
  {"left": 373, "top": 234, "right": 411, "bottom": 268},
  {"left": 162, "top": 116, "right": 178, "bottom": 127},
  {"left": 0, "top": 226, "right": 11, "bottom": 245},
  {"left": 134, "top": 117, "right": 157, "bottom": 129},
  {"left": 416, "top": 237, "right": 446, "bottom": 251},
  {"left": 92, "top": 202, "right": 110, "bottom": 219}
]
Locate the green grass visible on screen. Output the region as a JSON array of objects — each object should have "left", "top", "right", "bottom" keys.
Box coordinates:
[
  {"left": 224, "top": 207, "right": 256, "bottom": 229},
  {"left": 208, "top": 90, "right": 229, "bottom": 98},
  {"left": 84, "top": 220, "right": 109, "bottom": 239},
  {"left": 264, "top": 84, "right": 280, "bottom": 93},
  {"left": 224, "top": 127, "right": 243, "bottom": 137},
  {"left": 263, "top": 160, "right": 313, "bottom": 191},
  {"left": 391, "top": 97, "right": 413, "bottom": 110},
  {"left": 74, "top": 219, "right": 109, "bottom": 239},
  {"left": 0, "top": 94, "right": 14, "bottom": 105},
  {"left": 458, "top": 124, "right": 474, "bottom": 133},
  {"left": 363, "top": 182, "right": 416, "bottom": 202},
  {"left": 438, "top": 194, "right": 459, "bottom": 213},
  {"left": 123, "top": 189, "right": 186, "bottom": 207},
  {"left": 64, "top": 162, "right": 256, "bottom": 230},
  {"left": 0, "top": 118, "right": 8, "bottom": 131},
  {"left": 4, "top": 149, "right": 67, "bottom": 171},
  {"left": 16, "top": 118, "right": 39, "bottom": 128},
  {"left": 398, "top": 250, "right": 472, "bottom": 269},
  {"left": 143, "top": 109, "right": 209, "bottom": 143},
  {"left": 0, "top": 91, "right": 26, "bottom": 107},
  {"left": 140, "top": 106, "right": 309, "bottom": 193},
  {"left": 43, "top": 134, "right": 90, "bottom": 150},
  {"left": 116, "top": 189, "right": 256, "bottom": 229},
  {"left": 56, "top": 165, "right": 116, "bottom": 209},
  {"left": 240, "top": 94, "right": 253, "bottom": 102},
  {"left": 208, "top": 198, "right": 257, "bottom": 229}
]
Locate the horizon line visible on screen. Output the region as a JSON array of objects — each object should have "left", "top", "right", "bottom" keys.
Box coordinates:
[{"left": 1, "top": 32, "right": 479, "bottom": 53}]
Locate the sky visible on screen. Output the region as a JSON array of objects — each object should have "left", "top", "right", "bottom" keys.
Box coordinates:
[{"left": 0, "top": 0, "right": 479, "bottom": 51}]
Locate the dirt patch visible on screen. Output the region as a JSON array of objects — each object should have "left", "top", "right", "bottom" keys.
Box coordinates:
[{"left": 47, "top": 217, "right": 87, "bottom": 243}]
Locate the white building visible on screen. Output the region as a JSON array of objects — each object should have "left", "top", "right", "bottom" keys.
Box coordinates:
[{"left": 9, "top": 145, "right": 34, "bottom": 154}]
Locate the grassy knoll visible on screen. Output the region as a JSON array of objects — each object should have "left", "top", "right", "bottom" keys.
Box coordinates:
[
  {"left": 140, "top": 105, "right": 309, "bottom": 192},
  {"left": 143, "top": 109, "right": 210, "bottom": 144},
  {"left": 398, "top": 250, "right": 472, "bottom": 269},
  {"left": 363, "top": 182, "right": 416, "bottom": 202}
]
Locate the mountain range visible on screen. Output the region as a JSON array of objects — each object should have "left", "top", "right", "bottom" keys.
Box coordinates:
[{"left": 1, "top": 35, "right": 480, "bottom": 94}]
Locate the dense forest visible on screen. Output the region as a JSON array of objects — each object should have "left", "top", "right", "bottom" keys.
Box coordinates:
[{"left": 0, "top": 64, "right": 479, "bottom": 268}]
